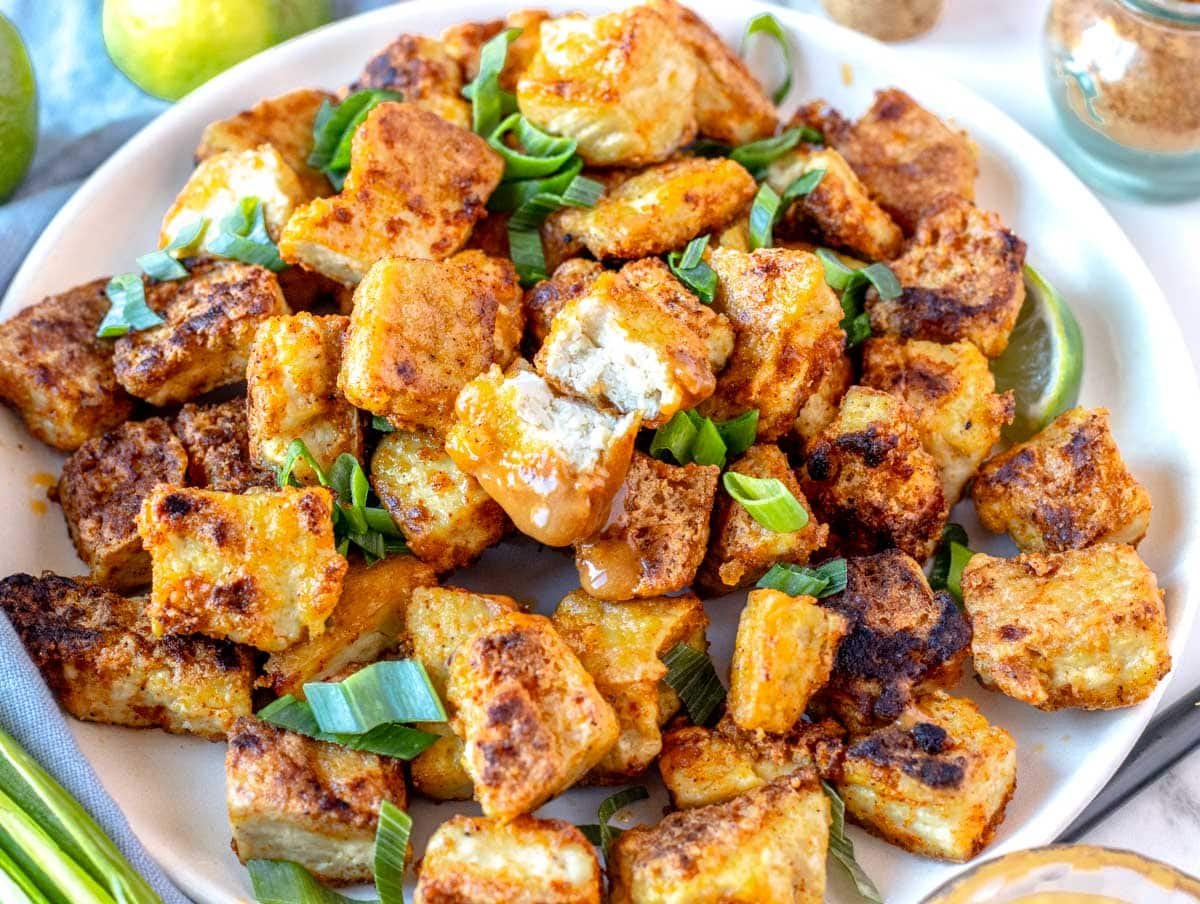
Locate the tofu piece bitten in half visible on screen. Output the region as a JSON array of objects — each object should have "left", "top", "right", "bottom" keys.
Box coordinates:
[
  {"left": 174, "top": 399, "right": 274, "bottom": 493},
  {"left": 961, "top": 545, "right": 1169, "bottom": 710}
]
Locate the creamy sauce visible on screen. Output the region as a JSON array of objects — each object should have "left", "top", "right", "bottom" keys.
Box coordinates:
[
  {"left": 29, "top": 471, "right": 56, "bottom": 488},
  {"left": 29, "top": 499, "right": 46, "bottom": 516}
]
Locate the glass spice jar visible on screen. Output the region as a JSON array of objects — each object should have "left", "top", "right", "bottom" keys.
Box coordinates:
[{"left": 1044, "top": 0, "right": 1200, "bottom": 200}]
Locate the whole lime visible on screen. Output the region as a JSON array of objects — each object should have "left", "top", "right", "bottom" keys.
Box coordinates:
[
  {"left": 0, "top": 14, "right": 37, "bottom": 202},
  {"left": 102, "top": 0, "right": 333, "bottom": 101}
]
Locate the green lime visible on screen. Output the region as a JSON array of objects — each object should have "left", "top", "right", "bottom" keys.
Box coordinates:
[
  {"left": 992, "top": 265, "right": 1084, "bottom": 443},
  {"left": 102, "top": 0, "right": 332, "bottom": 101},
  {"left": 0, "top": 14, "right": 37, "bottom": 202}
]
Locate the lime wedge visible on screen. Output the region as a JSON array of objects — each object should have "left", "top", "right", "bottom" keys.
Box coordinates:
[
  {"left": 0, "top": 13, "right": 37, "bottom": 201},
  {"left": 991, "top": 265, "right": 1084, "bottom": 443}
]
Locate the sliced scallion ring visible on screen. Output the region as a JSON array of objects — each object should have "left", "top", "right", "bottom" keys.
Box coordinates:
[
  {"left": 748, "top": 182, "right": 782, "bottom": 250},
  {"left": 373, "top": 800, "right": 411, "bottom": 904},
  {"left": 96, "top": 273, "right": 162, "bottom": 339},
  {"left": 823, "top": 781, "right": 885, "bottom": 903},
  {"left": 757, "top": 559, "right": 848, "bottom": 598},
  {"left": 715, "top": 409, "right": 759, "bottom": 457},
  {"left": 257, "top": 695, "right": 438, "bottom": 760},
  {"left": 740, "top": 13, "right": 794, "bottom": 105},
  {"left": 722, "top": 471, "right": 809, "bottom": 532},
  {"left": 466, "top": 28, "right": 521, "bottom": 137},
  {"left": 666, "top": 235, "right": 719, "bottom": 304},
  {"left": 661, "top": 643, "right": 726, "bottom": 727},
  {"left": 487, "top": 113, "right": 578, "bottom": 179},
  {"left": 304, "top": 660, "right": 446, "bottom": 735}
]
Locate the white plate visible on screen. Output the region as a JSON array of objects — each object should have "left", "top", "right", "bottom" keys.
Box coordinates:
[{"left": 3, "top": 2, "right": 1199, "bottom": 901}]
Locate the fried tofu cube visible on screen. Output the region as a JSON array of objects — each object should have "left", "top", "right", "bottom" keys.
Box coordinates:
[
  {"left": 868, "top": 194, "right": 1026, "bottom": 358},
  {"left": 523, "top": 258, "right": 605, "bottom": 346},
  {"left": 805, "top": 386, "right": 948, "bottom": 561},
  {"left": 410, "top": 727, "right": 474, "bottom": 802},
  {"left": 371, "top": 430, "right": 510, "bottom": 573},
  {"left": 340, "top": 252, "right": 522, "bottom": 434},
  {"left": 962, "top": 545, "right": 1169, "bottom": 710},
  {"left": 728, "top": 589, "right": 849, "bottom": 733},
  {"left": 863, "top": 337, "right": 1014, "bottom": 504},
  {"left": 0, "top": 573, "right": 254, "bottom": 740},
  {"left": 793, "top": 351, "right": 853, "bottom": 447},
  {"left": 0, "top": 279, "right": 133, "bottom": 451},
  {"left": 138, "top": 485, "right": 347, "bottom": 652},
  {"left": 58, "top": 418, "right": 188, "bottom": 591},
  {"left": 516, "top": 7, "right": 698, "bottom": 166},
  {"left": 348, "top": 34, "right": 470, "bottom": 128},
  {"left": 553, "top": 158, "right": 756, "bottom": 260},
  {"left": 260, "top": 555, "right": 436, "bottom": 696},
  {"left": 837, "top": 691, "right": 1016, "bottom": 861},
  {"left": 226, "top": 717, "right": 407, "bottom": 884},
  {"left": 280, "top": 103, "right": 503, "bottom": 285},
  {"left": 619, "top": 257, "right": 735, "bottom": 371},
  {"left": 174, "top": 399, "right": 274, "bottom": 493},
  {"left": 972, "top": 407, "right": 1152, "bottom": 552},
  {"left": 698, "top": 248, "right": 846, "bottom": 440},
  {"left": 697, "top": 444, "right": 828, "bottom": 594},
  {"left": 195, "top": 89, "right": 334, "bottom": 199},
  {"left": 416, "top": 815, "right": 602, "bottom": 904},
  {"left": 113, "top": 262, "right": 289, "bottom": 406},
  {"left": 446, "top": 362, "right": 639, "bottom": 546},
  {"left": 609, "top": 773, "right": 829, "bottom": 904},
  {"left": 448, "top": 610, "right": 619, "bottom": 818},
  {"left": 247, "top": 312, "right": 362, "bottom": 480},
  {"left": 551, "top": 590, "right": 708, "bottom": 781}
]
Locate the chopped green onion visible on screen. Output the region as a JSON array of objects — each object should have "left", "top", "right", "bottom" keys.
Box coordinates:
[
  {"left": 816, "top": 248, "right": 901, "bottom": 349},
  {"left": 649, "top": 410, "right": 700, "bottom": 465},
  {"left": 690, "top": 417, "right": 727, "bottom": 468},
  {"left": 929, "top": 523, "right": 976, "bottom": 603},
  {"left": 666, "top": 235, "right": 718, "bottom": 304},
  {"left": 757, "top": 559, "right": 848, "bottom": 598},
  {"left": 373, "top": 801, "right": 410, "bottom": 904},
  {"left": 305, "top": 660, "right": 446, "bottom": 735},
  {"left": 489, "top": 156, "right": 583, "bottom": 213},
  {"left": 207, "top": 196, "right": 286, "bottom": 272},
  {"left": 277, "top": 438, "right": 330, "bottom": 488},
  {"left": 578, "top": 786, "right": 650, "bottom": 854},
  {"left": 507, "top": 174, "right": 603, "bottom": 286},
  {"left": 748, "top": 182, "right": 782, "bottom": 250},
  {"left": 248, "top": 859, "right": 354, "bottom": 903},
  {"left": 650, "top": 409, "right": 760, "bottom": 467},
  {"left": 729, "top": 127, "right": 803, "bottom": 172},
  {"left": 371, "top": 415, "right": 395, "bottom": 433},
  {"left": 137, "top": 217, "right": 208, "bottom": 282},
  {"left": 661, "top": 643, "right": 726, "bottom": 727},
  {"left": 488, "top": 113, "right": 578, "bottom": 179},
  {"left": 309, "top": 89, "right": 402, "bottom": 190},
  {"left": 722, "top": 471, "right": 809, "bottom": 532},
  {"left": 715, "top": 410, "right": 758, "bottom": 457},
  {"left": 258, "top": 695, "right": 438, "bottom": 760},
  {"left": 782, "top": 168, "right": 826, "bottom": 203},
  {"left": 823, "top": 782, "right": 885, "bottom": 904},
  {"left": 96, "top": 273, "right": 162, "bottom": 339},
  {"left": 686, "top": 138, "right": 733, "bottom": 158},
  {"left": 741, "top": 13, "right": 794, "bottom": 105},
  {"left": 0, "top": 844, "right": 52, "bottom": 904},
  {"left": 467, "top": 28, "right": 521, "bottom": 136}
]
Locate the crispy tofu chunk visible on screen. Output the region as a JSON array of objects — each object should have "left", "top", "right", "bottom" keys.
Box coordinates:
[
  {"left": 523, "top": 258, "right": 605, "bottom": 346},
  {"left": 410, "top": 727, "right": 474, "bottom": 802},
  {"left": 698, "top": 248, "right": 846, "bottom": 440},
  {"left": 818, "top": 551, "right": 971, "bottom": 732},
  {"left": 280, "top": 103, "right": 503, "bottom": 285},
  {"left": 174, "top": 399, "right": 274, "bottom": 493},
  {"left": 340, "top": 252, "right": 522, "bottom": 434},
  {"left": 442, "top": 11, "right": 549, "bottom": 88},
  {"left": 0, "top": 279, "right": 133, "bottom": 451},
  {"left": 138, "top": 485, "right": 347, "bottom": 652},
  {"left": 863, "top": 337, "right": 1014, "bottom": 504},
  {"left": 805, "top": 386, "right": 948, "bottom": 561},
  {"left": 260, "top": 555, "right": 436, "bottom": 696},
  {"left": 962, "top": 545, "right": 1169, "bottom": 710},
  {"left": 371, "top": 430, "right": 510, "bottom": 573},
  {"left": 226, "top": 717, "right": 407, "bottom": 884},
  {"left": 446, "top": 362, "right": 639, "bottom": 546},
  {"left": 58, "top": 418, "right": 188, "bottom": 591},
  {"left": 0, "top": 573, "right": 253, "bottom": 740},
  {"left": 516, "top": 8, "right": 698, "bottom": 166},
  {"left": 972, "top": 407, "right": 1152, "bottom": 552},
  {"left": 195, "top": 89, "right": 333, "bottom": 199},
  {"left": 728, "top": 589, "right": 849, "bottom": 733},
  {"left": 609, "top": 773, "right": 829, "bottom": 904},
  {"left": 837, "top": 691, "right": 1016, "bottom": 861},
  {"left": 868, "top": 194, "right": 1027, "bottom": 358},
  {"left": 113, "top": 262, "right": 289, "bottom": 406},
  {"left": 553, "top": 158, "right": 756, "bottom": 260},
  {"left": 415, "top": 815, "right": 602, "bottom": 904},
  {"left": 619, "top": 257, "right": 735, "bottom": 371},
  {"left": 448, "top": 610, "right": 619, "bottom": 818},
  {"left": 247, "top": 312, "right": 362, "bottom": 480},
  {"left": 697, "top": 444, "right": 828, "bottom": 595},
  {"left": 348, "top": 34, "right": 470, "bottom": 128},
  {"left": 793, "top": 351, "right": 853, "bottom": 447}
]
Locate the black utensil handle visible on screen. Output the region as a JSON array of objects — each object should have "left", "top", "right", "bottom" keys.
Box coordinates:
[{"left": 1059, "top": 688, "right": 1200, "bottom": 841}]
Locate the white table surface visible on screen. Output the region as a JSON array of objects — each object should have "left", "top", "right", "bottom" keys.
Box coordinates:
[{"left": 784, "top": 0, "right": 1200, "bottom": 879}]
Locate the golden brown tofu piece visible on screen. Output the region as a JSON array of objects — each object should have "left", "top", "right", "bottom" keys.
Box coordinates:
[
  {"left": 247, "top": 312, "right": 362, "bottom": 480},
  {"left": 698, "top": 247, "right": 845, "bottom": 440},
  {"left": 195, "top": 89, "right": 334, "bottom": 199},
  {"left": 837, "top": 691, "right": 1016, "bottom": 862},
  {"left": 0, "top": 573, "right": 253, "bottom": 741},
  {"left": 805, "top": 386, "right": 948, "bottom": 561},
  {"left": 280, "top": 103, "right": 503, "bottom": 285},
  {"left": 138, "top": 485, "right": 347, "bottom": 652},
  {"left": 697, "top": 444, "right": 828, "bottom": 595},
  {"left": 446, "top": 362, "right": 640, "bottom": 546},
  {"left": 962, "top": 545, "right": 1169, "bottom": 710},
  {"left": 516, "top": 7, "right": 698, "bottom": 166},
  {"left": 448, "top": 610, "right": 619, "bottom": 818},
  {"left": 863, "top": 336, "right": 1014, "bottom": 504},
  {"left": 348, "top": 34, "right": 470, "bottom": 128},
  {"left": 817, "top": 551, "right": 971, "bottom": 733},
  {"left": 619, "top": 257, "right": 735, "bottom": 371},
  {"left": 415, "top": 815, "right": 602, "bottom": 904},
  {"left": 793, "top": 351, "right": 853, "bottom": 448},
  {"left": 410, "top": 727, "right": 474, "bottom": 802},
  {"left": 371, "top": 430, "right": 510, "bottom": 573},
  {"left": 553, "top": 158, "right": 756, "bottom": 260},
  {"left": 0, "top": 280, "right": 133, "bottom": 451},
  {"left": 442, "top": 10, "right": 549, "bottom": 88},
  {"left": 523, "top": 258, "right": 605, "bottom": 347},
  {"left": 260, "top": 555, "right": 436, "bottom": 697},
  {"left": 174, "top": 399, "right": 274, "bottom": 493},
  {"left": 226, "top": 717, "right": 407, "bottom": 884},
  {"left": 972, "top": 407, "right": 1152, "bottom": 552},
  {"left": 868, "top": 194, "right": 1027, "bottom": 358},
  {"left": 728, "top": 589, "right": 849, "bottom": 733},
  {"left": 575, "top": 452, "right": 718, "bottom": 600},
  {"left": 340, "top": 252, "right": 522, "bottom": 435},
  {"left": 609, "top": 772, "right": 829, "bottom": 904},
  {"left": 58, "top": 418, "right": 188, "bottom": 592},
  {"left": 113, "top": 262, "right": 289, "bottom": 406}
]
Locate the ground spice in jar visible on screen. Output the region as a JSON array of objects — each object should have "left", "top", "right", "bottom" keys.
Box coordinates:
[{"left": 820, "top": 0, "right": 946, "bottom": 42}]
